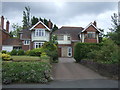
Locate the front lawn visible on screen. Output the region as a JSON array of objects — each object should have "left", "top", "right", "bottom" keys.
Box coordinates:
[{"left": 11, "top": 56, "right": 41, "bottom": 61}]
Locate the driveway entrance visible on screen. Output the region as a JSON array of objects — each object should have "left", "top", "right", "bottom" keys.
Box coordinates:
[{"left": 52, "top": 58, "right": 107, "bottom": 80}]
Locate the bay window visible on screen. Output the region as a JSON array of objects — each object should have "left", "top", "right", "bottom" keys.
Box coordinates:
[
  {"left": 87, "top": 32, "right": 96, "bottom": 38},
  {"left": 34, "top": 42, "right": 44, "bottom": 48},
  {"left": 35, "top": 29, "right": 45, "bottom": 36}
]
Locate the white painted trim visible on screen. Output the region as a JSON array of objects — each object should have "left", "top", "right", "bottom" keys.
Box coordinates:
[
  {"left": 30, "top": 21, "right": 50, "bottom": 31},
  {"left": 81, "top": 22, "right": 101, "bottom": 33},
  {"left": 67, "top": 47, "right": 72, "bottom": 57}
]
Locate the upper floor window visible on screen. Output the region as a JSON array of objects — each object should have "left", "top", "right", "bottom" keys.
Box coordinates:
[
  {"left": 24, "top": 40, "right": 30, "bottom": 45},
  {"left": 67, "top": 35, "right": 71, "bottom": 40},
  {"left": 35, "top": 29, "right": 45, "bottom": 36},
  {"left": 87, "top": 32, "right": 96, "bottom": 38},
  {"left": 57, "top": 35, "right": 64, "bottom": 40}
]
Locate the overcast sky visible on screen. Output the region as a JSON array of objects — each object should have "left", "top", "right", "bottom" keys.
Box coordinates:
[{"left": 1, "top": 1, "right": 118, "bottom": 34}]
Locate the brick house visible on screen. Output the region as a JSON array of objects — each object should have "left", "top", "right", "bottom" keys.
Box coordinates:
[
  {"left": 0, "top": 16, "right": 101, "bottom": 57},
  {"left": 53, "top": 21, "right": 101, "bottom": 57}
]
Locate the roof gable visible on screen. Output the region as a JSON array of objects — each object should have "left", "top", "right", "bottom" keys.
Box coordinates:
[
  {"left": 30, "top": 21, "right": 50, "bottom": 31},
  {"left": 82, "top": 22, "right": 101, "bottom": 32}
]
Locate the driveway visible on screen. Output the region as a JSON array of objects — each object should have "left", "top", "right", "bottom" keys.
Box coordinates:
[{"left": 52, "top": 58, "right": 107, "bottom": 80}]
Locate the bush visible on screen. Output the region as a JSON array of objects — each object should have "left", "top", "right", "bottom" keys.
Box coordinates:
[
  {"left": 74, "top": 43, "right": 102, "bottom": 62},
  {"left": 1, "top": 50, "right": 7, "bottom": 54},
  {"left": 2, "top": 62, "right": 53, "bottom": 84},
  {"left": 43, "top": 42, "right": 58, "bottom": 62},
  {"left": 25, "top": 48, "right": 43, "bottom": 56},
  {"left": 2, "top": 53, "right": 12, "bottom": 61},
  {"left": 17, "top": 49, "right": 25, "bottom": 56},
  {"left": 10, "top": 49, "right": 18, "bottom": 55},
  {"left": 87, "top": 39, "right": 119, "bottom": 64}
]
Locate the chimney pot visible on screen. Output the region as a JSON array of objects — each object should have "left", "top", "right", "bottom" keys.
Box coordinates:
[
  {"left": 1, "top": 16, "right": 4, "bottom": 29},
  {"left": 6, "top": 20, "right": 9, "bottom": 32},
  {"left": 93, "top": 21, "right": 97, "bottom": 27}
]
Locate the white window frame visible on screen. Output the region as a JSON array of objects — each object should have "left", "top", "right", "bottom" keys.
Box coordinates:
[
  {"left": 67, "top": 47, "right": 72, "bottom": 57},
  {"left": 87, "top": 32, "right": 96, "bottom": 38},
  {"left": 34, "top": 42, "right": 44, "bottom": 48},
  {"left": 24, "top": 40, "right": 30, "bottom": 45},
  {"left": 67, "top": 35, "right": 71, "bottom": 40},
  {"left": 35, "top": 29, "right": 45, "bottom": 37}
]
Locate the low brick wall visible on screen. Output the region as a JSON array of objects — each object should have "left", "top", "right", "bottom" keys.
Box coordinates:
[{"left": 80, "top": 60, "right": 119, "bottom": 79}]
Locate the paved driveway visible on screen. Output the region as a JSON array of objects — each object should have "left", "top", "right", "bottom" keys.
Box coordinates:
[{"left": 52, "top": 58, "right": 107, "bottom": 80}]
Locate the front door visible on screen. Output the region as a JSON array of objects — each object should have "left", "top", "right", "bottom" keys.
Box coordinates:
[{"left": 67, "top": 47, "right": 72, "bottom": 57}]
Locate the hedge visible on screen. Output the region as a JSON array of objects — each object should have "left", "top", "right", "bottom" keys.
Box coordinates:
[{"left": 74, "top": 43, "right": 103, "bottom": 62}]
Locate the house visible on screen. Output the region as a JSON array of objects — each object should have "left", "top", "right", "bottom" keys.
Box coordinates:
[
  {"left": 0, "top": 16, "right": 52, "bottom": 52},
  {"left": 0, "top": 16, "right": 101, "bottom": 58},
  {"left": 53, "top": 21, "right": 101, "bottom": 57}
]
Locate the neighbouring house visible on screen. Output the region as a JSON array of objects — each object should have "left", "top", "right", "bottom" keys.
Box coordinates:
[
  {"left": 0, "top": 16, "right": 101, "bottom": 57},
  {"left": 53, "top": 21, "right": 101, "bottom": 57}
]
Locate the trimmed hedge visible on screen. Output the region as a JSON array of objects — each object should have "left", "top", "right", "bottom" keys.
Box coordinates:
[{"left": 74, "top": 43, "right": 103, "bottom": 62}]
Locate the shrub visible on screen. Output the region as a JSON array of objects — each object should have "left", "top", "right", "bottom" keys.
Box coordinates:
[
  {"left": 87, "top": 39, "right": 119, "bottom": 64},
  {"left": 43, "top": 42, "right": 58, "bottom": 62},
  {"left": 17, "top": 49, "right": 25, "bottom": 55},
  {"left": 2, "top": 62, "right": 53, "bottom": 84},
  {"left": 1, "top": 50, "right": 7, "bottom": 54},
  {"left": 2, "top": 54, "right": 12, "bottom": 61},
  {"left": 74, "top": 43, "right": 102, "bottom": 63},
  {"left": 28, "top": 48, "right": 43, "bottom": 56},
  {"left": 10, "top": 49, "right": 18, "bottom": 55}
]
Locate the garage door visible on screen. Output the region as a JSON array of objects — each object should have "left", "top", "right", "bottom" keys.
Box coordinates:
[{"left": 2, "top": 46, "right": 13, "bottom": 52}]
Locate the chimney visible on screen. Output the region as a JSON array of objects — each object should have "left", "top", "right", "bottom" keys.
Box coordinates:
[
  {"left": 93, "top": 21, "right": 97, "bottom": 27},
  {"left": 6, "top": 20, "right": 9, "bottom": 32},
  {"left": 48, "top": 19, "right": 53, "bottom": 29},
  {"left": 1, "top": 16, "right": 4, "bottom": 29}
]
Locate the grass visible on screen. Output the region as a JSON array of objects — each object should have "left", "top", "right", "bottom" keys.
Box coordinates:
[{"left": 11, "top": 56, "right": 41, "bottom": 61}]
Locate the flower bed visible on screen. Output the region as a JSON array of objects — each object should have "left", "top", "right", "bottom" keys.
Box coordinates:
[
  {"left": 80, "top": 59, "right": 118, "bottom": 79},
  {"left": 2, "top": 61, "right": 53, "bottom": 84}
]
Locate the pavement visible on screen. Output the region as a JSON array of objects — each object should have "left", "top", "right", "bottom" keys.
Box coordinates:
[{"left": 2, "top": 58, "right": 119, "bottom": 88}]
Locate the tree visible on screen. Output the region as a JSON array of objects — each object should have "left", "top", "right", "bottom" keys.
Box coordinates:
[
  {"left": 10, "top": 23, "right": 22, "bottom": 37},
  {"left": 52, "top": 24, "right": 58, "bottom": 32},
  {"left": 108, "top": 13, "right": 120, "bottom": 45},
  {"left": 31, "top": 16, "right": 39, "bottom": 26},
  {"left": 22, "top": 6, "right": 31, "bottom": 29}
]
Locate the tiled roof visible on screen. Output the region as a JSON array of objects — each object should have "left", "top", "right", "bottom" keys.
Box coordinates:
[
  {"left": 53, "top": 26, "right": 84, "bottom": 40},
  {"left": 3, "top": 38, "right": 22, "bottom": 46},
  {"left": 19, "top": 29, "right": 31, "bottom": 39}
]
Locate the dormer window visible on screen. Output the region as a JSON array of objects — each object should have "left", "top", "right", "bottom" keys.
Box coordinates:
[
  {"left": 35, "top": 29, "right": 45, "bottom": 36},
  {"left": 67, "top": 35, "right": 71, "bottom": 40},
  {"left": 87, "top": 32, "right": 96, "bottom": 38},
  {"left": 57, "top": 35, "right": 64, "bottom": 40}
]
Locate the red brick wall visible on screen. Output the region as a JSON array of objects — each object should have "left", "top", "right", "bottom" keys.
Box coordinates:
[
  {"left": 34, "top": 23, "right": 46, "bottom": 28},
  {"left": 2, "top": 31, "right": 10, "bottom": 44},
  {"left": 84, "top": 25, "right": 98, "bottom": 43}
]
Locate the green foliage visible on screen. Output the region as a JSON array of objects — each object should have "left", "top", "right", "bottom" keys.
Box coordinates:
[
  {"left": 22, "top": 6, "right": 31, "bottom": 29},
  {"left": 2, "top": 54, "right": 12, "bottom": 61},
  {"left": 108, "top": 13, "right": 120, "bottom": 45},
  {"left": 26, "top": 48, "right": 43, "bottom": 56},
  {"left": 88, "top": 39, "right": 119, "bottom": 64},
  {"left": 1, "top": 50, "right": 7, "bottom": 54},
  {"left": 52, "top": 24, "right": 58, "bottom": 32},
  {"left": 17, "top": 49, "right": 25, "bottom": 56},
  {"left": 10, "top": 23, "right": 22, "bottom": 37},
  {"left": 10, "top": 49, "right": 18, "bottom": 55},
  {"left": 74, "top": 43, "right": 102, "bottom": 63},
  {"left": 31, "top": 16, "right": 39, "bottom": 26},
  {"left": 2, "top": 62, "right": 52, "bottom": 84},
  {"left": 43, "top": 42, "right": 58, "bottom": 62}
]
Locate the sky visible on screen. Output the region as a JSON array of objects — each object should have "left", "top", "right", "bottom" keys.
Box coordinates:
[{"left": 1, "top": 1, "right": 119, "bottom": 34}]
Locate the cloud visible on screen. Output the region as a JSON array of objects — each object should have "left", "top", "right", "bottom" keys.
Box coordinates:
[{"left": 1, "top": 2, "right": 118, "bottom": 34}]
